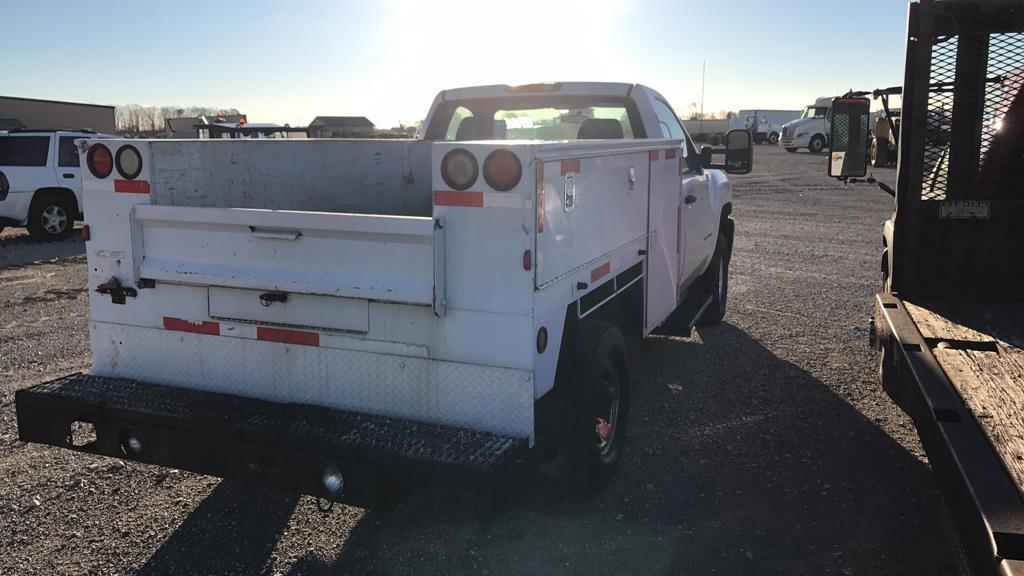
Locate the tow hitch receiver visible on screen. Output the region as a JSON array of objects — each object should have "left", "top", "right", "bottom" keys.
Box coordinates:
[{"left": 95, "top": 277, "right": 137, "bottom": 305}]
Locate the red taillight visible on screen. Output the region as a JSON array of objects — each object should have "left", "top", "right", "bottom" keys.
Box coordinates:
[
  {"left": 483, "top": 149, "right": 522, "bottom": 191},
  {"left": 536, "top": 326, "right": 548, "bottom": 354},
  {"left": 87, "top": 144, "right": 113, "bottom": 179},
  {"left": 81, "top": 224, "right": 90, "bottom": 242},
  {"left": 441, "top": 148, "right": 478, "bottom": 191},
  {"left": 523, "top": 249, "right": 532, "bottom": 271}
]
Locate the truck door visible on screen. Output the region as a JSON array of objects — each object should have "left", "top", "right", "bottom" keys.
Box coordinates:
[{"left": 678, "top": 139, "right": 712, "bottom": 288}]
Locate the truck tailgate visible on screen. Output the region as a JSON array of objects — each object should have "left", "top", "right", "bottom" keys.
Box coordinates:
[{"left": 133, "top": 204, "right": 438, "bottom": 305}]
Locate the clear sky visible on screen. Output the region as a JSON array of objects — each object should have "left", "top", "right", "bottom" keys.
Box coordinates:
[{"left": 3, "top": 0, "right": 911, "bottom": 127}]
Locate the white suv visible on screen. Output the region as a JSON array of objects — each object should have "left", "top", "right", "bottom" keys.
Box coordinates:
[{"left": 0, "top": 129, "right": 115, "bottom": 241}]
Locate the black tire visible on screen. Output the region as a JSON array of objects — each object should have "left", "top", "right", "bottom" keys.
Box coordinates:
[
  {"left": 697, "top": 233, "right": 730, "bottom": 326},
  {"left": 768, "top": 132, "right": 779, "bottom": 145},
  {"left": 27, "top": 193, "right": 74, "bottom": 241},
  {"left": 871, "top": 137, "right": 889, "bottom": 167},
  {"left": 571, "top": 319, "right": 629, "bottom": 490},
  {"left": 808, "top": 134, "right": 826, "bottom": 154},
  {"left": 785, "top": 147, "right": 798, "bottom": 153}
]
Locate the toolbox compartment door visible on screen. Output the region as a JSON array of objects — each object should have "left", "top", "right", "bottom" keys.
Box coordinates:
[{"left": 133, "top": 204, "right": 437, "bottom": 306}]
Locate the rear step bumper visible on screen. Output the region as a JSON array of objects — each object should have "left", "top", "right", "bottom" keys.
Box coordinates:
[{"left": 16, "top": 374, "right": 530, "bottom": 510}]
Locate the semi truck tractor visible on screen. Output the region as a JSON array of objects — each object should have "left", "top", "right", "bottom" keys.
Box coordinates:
[
  {"left": 12, "top": 82, "right": 752, "bottom": 510},
  {"left": 780, "top": 96, "right": 833, "bottom": 153}
]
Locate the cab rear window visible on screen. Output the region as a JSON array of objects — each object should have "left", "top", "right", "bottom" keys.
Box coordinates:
[{"left": 0, "top": 136, "right": 50, "bottom": 167}]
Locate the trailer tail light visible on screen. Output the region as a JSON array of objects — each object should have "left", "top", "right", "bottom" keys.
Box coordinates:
[
  {"left": 115, "top": 145, "right": 143, "bottom": 180},
  {"left": 537, "top": 326, "right": 548, "bottom": 353},
  {"left": 441, "top": 148, "right": 478, "bottom": 191},
  {"left": 87, "top": 144, "right": 113, "bottom": 179},
  {"left": 483, "top": 149, "right": 522, "bottom": 191},
  {"left": 81, "top": 224, "right": 90, "bottom": 242},
  {"left": 0, "top": 171, "right": 8, "bottom": 201}
]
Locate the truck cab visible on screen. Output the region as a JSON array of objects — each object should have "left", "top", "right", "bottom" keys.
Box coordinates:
[{"left": 780, "top": 97, "right": 832, "bottom": 153}]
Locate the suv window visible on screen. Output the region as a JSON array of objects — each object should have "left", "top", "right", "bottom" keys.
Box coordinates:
[
  {"left": 652, "top": 100, "right": 685, "bottom": 139},
  {"left": 0, "top": 136, "right": 50, "bottom": 167},
  {"left": 58, "top": 136, "right": 80, "bottom": 167}
]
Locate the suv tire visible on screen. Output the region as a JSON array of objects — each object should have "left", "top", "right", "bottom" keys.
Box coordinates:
[{"left": 27, "top": 193, "right": 74, "bottom": 241}]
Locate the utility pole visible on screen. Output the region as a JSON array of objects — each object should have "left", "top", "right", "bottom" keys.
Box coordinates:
[{"left": 700, "top": 60, "right": 706, "bottom": 136}]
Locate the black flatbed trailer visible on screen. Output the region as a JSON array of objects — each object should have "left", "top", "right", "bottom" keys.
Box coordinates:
[{"left": 833, "top": 1, "right": 1024, "bottom": 573}]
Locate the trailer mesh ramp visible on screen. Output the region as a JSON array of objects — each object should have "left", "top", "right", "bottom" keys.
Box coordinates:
[{"left": 17, "top": 373, "right": 525, "bottom": 472}]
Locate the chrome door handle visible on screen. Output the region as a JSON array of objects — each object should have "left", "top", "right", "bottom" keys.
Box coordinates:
[{"left": 684, "top": 194, "right": 697, "bottom": 205}]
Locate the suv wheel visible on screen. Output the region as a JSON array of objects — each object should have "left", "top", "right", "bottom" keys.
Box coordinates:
[{"left": 27, "top": 193, "right": 74, "bottom": 241}]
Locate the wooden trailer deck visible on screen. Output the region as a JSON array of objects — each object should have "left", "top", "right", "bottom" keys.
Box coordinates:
[{"left": 904, "top": 299, "right": 1024, "bottom": 497}]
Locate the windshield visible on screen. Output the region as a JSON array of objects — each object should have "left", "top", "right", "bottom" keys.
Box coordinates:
[
  {"left": 426, "top": 96, "right": 641, "bottom": 141},
  {"left": 802, "top": 106, "right": 829, "bottom": 120}
]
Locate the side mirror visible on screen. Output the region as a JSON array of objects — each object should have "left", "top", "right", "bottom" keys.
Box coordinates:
[
  {"left": 700, "top": 145, "right": 713, "bottom": 169},
  {"left": 828, "top": 97, "right": 870, "bottom": 178},
  {"left": 723, "top": 129, "right": 752, "bottom": 174}
]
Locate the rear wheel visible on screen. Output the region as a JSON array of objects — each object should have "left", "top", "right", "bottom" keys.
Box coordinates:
[
  {"left": 871, "top": 137, "right": 889, "bottom": 167},
  {"left": 768, "top": 132, "right": 779, "bottom": 145},
  {"left": 697, "top": 233, "right": 730, "bottom": 326},
  {"left": 808, "top": 134, "right": 826, "bottom": 154},
  {"left": 27, "top": 193, "right": 74, "bottom": 241},
  {"left": 571, "top": 319, "right": 629, "bottom": 490}
]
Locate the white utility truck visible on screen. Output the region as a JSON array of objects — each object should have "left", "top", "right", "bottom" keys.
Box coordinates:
[
  {"left": 780, "top": 97, "right": 834, "bottom": 153},
  {"left": 15, "top": 82, "right": 751, "bottom": 509}
]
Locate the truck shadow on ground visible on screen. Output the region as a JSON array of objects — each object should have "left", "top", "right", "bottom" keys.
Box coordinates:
[
  {"left": 0, "top": 229, "right": 84, "bottom": 268},
  {"left": 137, "top": 481, "right": 299, "bottom": 576},
  {"left": 140, "top": 322, "right": 952, "bottom": 575}
]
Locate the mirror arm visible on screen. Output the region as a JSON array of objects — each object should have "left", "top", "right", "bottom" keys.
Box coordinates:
[{"left": 839, "top": 176, "right": 896, "bottom": 197}]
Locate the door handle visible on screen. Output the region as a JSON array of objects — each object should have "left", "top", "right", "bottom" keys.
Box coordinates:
[
  {"left": 249, "top": 227, "right": 302, "bottom": 240},
  {"left": 684, "top": 194, "right": 697, "bottom": 205},
  {"left": 63, "top": 173, "right": 75, "bottom": 179}
]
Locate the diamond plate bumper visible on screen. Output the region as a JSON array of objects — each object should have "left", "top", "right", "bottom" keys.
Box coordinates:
[{"left": 16, "top": 374, "right": 530, "bottom": 510}]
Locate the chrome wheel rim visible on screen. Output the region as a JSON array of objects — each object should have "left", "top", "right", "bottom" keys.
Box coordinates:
[
  {"left": 42, "top": 205, "right": 67, "bottom": 234},
  {"left": 594, "top": 362, "right": 620, "bottom": 457}
]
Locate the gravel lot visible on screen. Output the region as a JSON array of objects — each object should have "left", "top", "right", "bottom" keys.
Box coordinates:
[{"left": 0, "top": 146, "right": 955, "bottom": 575}]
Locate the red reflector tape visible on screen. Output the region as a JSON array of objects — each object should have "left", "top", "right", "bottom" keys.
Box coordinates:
[
  {"left": 257, "top": 326, "right": 320, "bottom": 347},
  {"left": 560, "top": 159, "right": 581, "bottom": 175},
  {"left": 650, "top": 151, "right": 660, "bottom": 161},
  {"left": 591, "top": 262, "right": 611, "bottom": 282},
  {"left": 163, "top": 317, "right": 220, "bottom": 335},
  {"left": 114, "top": 179, "right": 150, "bottom": 194},
  {"left": 666, "top": 149, "right": 677, "bottom": 160},
  {"left": 434, "top": 190, "right": 484, "bottom": 207}
]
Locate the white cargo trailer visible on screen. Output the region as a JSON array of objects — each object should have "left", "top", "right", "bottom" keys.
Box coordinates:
[{"left": 14, "top": 82, "right": 752, "bottom": 509}]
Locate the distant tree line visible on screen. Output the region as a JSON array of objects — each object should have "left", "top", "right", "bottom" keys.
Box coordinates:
[{"left": 114, "top": 104, "right": 241, "bottom": 137}]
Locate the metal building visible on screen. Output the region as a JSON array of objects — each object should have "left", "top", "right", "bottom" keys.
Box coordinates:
[{"left": 0, "top": 96, "right": 116, "bottom": 133}]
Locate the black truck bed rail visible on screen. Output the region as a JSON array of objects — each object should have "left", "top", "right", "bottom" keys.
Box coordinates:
[
  {"left": 876, "top": 294, "right": 1024, "bottom": 575},
  {"left": 15, "top": 374, "right": 530, "bottom": 510}
]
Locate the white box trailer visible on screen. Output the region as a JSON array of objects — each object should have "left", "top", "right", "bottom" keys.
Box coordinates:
[
  {"left": 14, "top": 82, "right": 752, "bottom": 509},
  {"left": 729, "top": 110, "right": 801, "bottom": 145}
]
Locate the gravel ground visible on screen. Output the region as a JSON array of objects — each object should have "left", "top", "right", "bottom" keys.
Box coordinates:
[{"left": 0, "top": 146, "right": 954, "bottom": 575}]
